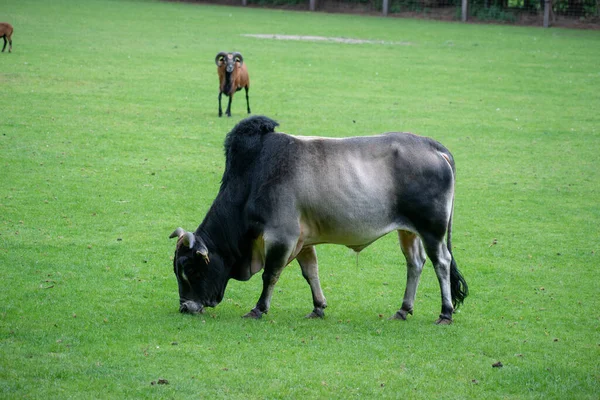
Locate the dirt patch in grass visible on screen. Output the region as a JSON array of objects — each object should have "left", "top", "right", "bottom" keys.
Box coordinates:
[{"left": 241, "top": 34, "right": 412, "bottom": 45}]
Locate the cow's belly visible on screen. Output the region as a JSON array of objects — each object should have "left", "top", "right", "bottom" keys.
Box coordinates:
[
  {"left": 299, "top": 207, "right": 410, "bottom": 249},
  {"left": 301, "top": 223, "right": 399, "bottom": 248}
]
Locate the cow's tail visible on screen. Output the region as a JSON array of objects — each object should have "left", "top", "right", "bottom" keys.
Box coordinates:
[
  {"left": 444, "top": 154, "right": 469, "bottom": 309},
  {"left": 448, "top": 207, "right": 468, "bottom": 309}
]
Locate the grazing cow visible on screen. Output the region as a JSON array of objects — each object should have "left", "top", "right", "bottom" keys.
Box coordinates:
[{"left": 170, "top": 116, "right": 468, "bottom": 324}]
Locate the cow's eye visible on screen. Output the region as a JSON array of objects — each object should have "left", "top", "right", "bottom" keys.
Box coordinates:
[{"left": 184, "top": 265, "right": 199, "bottom": 278}]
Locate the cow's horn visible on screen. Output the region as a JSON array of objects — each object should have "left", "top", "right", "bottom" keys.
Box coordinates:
[
  {"left": 215, "top": 51, "right": 228, "bottom": 66},
  {"left": 169, "top": 227, "right": 185, "bottom": 239},
  {"left": 169, "top": 228, "right": 195, "bottom": 249},
  {"left": 181, "top": 232, "right": 195, "bottom": 249}
]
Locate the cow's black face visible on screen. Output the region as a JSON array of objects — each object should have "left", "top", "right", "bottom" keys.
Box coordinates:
[{"left": 172, "top": 237, "right": 229, "bottom": 315}]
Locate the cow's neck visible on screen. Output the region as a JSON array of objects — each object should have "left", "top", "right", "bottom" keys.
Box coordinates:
[{"left": 196, "top": 183, "right": 254, "bottom": 267}]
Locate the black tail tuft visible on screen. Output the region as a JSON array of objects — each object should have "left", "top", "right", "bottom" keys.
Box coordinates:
[{"left": 450, "top": 257, "right": 468, "bottom": 308}]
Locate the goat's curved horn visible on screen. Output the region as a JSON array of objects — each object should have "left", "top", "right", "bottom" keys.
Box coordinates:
[
  {"left": 215, "top": 52, "right": 228, "bottom": 66},
  {"left": 169, "top": 227, "right": 185, "bottom": 239},
  {"left": 232, "top": 52, "right": 243, "bottom": 66}
]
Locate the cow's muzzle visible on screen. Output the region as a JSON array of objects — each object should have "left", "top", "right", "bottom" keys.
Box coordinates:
[{"left": 179, "top": 300, "right": 204, "bottom": 314}]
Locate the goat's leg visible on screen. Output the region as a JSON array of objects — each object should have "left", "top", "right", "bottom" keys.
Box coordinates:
[
  {"left": 245, "top": 87, "right": 251, "bottom": 114},
  {"left": 226, "top": 95, "right": 233, "bottom": 117},
  {"left": 1, "top": 38, "right": 6, "bottom": 53},
  {"left": 218, "top": 92, "right": 223, "bottom": 117}
]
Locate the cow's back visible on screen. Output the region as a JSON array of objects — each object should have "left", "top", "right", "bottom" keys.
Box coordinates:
[{"left": 285, "top": 132, "right": 455, "bottom": 247}]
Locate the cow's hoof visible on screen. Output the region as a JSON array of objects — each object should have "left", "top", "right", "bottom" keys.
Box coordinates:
[
  {"left": 391, "top": 309, "right": 412, "bottom": 320},
  {"left": 305, "top": 308, "right": 325, "bottom": 319},
  {"left": 180, "top": 301, "right": 204, "bottom": 314},
  {"left": 435, "top": 317, "right": 453, "bottom": 325},
  {"left": 242, "top": 308, "right": 263, "bottom": 319}
]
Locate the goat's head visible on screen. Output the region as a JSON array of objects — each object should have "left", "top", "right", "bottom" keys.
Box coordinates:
[{"left": 215, "top": 52, "right": 244, "bottom": 73}]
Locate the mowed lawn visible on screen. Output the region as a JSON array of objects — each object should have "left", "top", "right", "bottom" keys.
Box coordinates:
[{"left": 1, "top": 0, "right": 599, "bottom": 398}]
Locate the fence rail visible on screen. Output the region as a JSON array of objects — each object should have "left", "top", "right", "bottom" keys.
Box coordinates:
[{"left": 199, "top": 0, "right": 599, "bottom": 28}]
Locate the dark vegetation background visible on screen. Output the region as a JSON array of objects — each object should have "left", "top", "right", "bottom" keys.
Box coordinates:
[{"left": 190, "top": 0, "right": 600, "bottom": 27}]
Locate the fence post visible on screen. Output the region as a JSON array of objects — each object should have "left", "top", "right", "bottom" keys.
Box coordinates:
[
  {"left": 382, "top": 0, "right": 389, "bottom": 16},
  {"left": 309, "top": 0, "right": 316, "bottom": 11},
  {"left": 543, "top": 0, "right": 551, "bottom": 27},
  {"left": 242, "top": 0, "right": 247, "bottom": 5},
  {"left": 461, "top": 0, "right": 468, "bottom": 21}
]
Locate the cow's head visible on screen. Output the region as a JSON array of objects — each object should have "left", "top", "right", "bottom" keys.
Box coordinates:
[{"left": 169, "top": 228, "right": 229, "bottom": 314}]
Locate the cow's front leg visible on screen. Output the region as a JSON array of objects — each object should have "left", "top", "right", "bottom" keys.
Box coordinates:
[
  {"left": 243, "top": 241, "right": 292, "bottom": 319},
  {"left": 296, "top": 246, "right": 327, "bottom": 318}
]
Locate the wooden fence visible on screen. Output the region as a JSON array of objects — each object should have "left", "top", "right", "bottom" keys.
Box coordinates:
[{"left": 232, "top": 0, "right": 599, "bottom": 28}]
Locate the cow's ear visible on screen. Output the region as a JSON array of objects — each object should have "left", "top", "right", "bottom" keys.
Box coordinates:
[{"left": 195, "top": 239, "right": 210, "bottom": 264}]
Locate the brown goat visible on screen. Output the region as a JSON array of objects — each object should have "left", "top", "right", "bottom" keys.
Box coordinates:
[
  {"left": 0, "top": 22, "right": 13, "bottom": 53},
  {"left": 215, "top": 52, "right": 250, "bottom": 117}
]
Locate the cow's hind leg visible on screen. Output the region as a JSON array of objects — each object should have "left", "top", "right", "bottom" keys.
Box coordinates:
[
  {"left": 296, "top": 246, "right": 327, "bottom": 318},
  {"left": 243, "top": 240, "right": 294, "bottom": 319},
  {"left": 392, "top": 231, "right": 426, "bottom": 321},
  {"left": 422, "top": 234, "right": 454, "bottom": 324}
]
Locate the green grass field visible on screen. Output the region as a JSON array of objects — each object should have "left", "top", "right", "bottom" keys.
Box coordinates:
[{"left": 1, "top": 0, "right": 599, "bottom": 398}]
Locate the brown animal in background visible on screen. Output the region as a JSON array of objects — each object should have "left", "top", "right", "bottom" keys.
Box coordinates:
[
  {"left": 215, "top": 52, "right": 250, "bottom": 117},
  {"left": 0, "top": 22, "right": 13, "bottom": 53}
]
